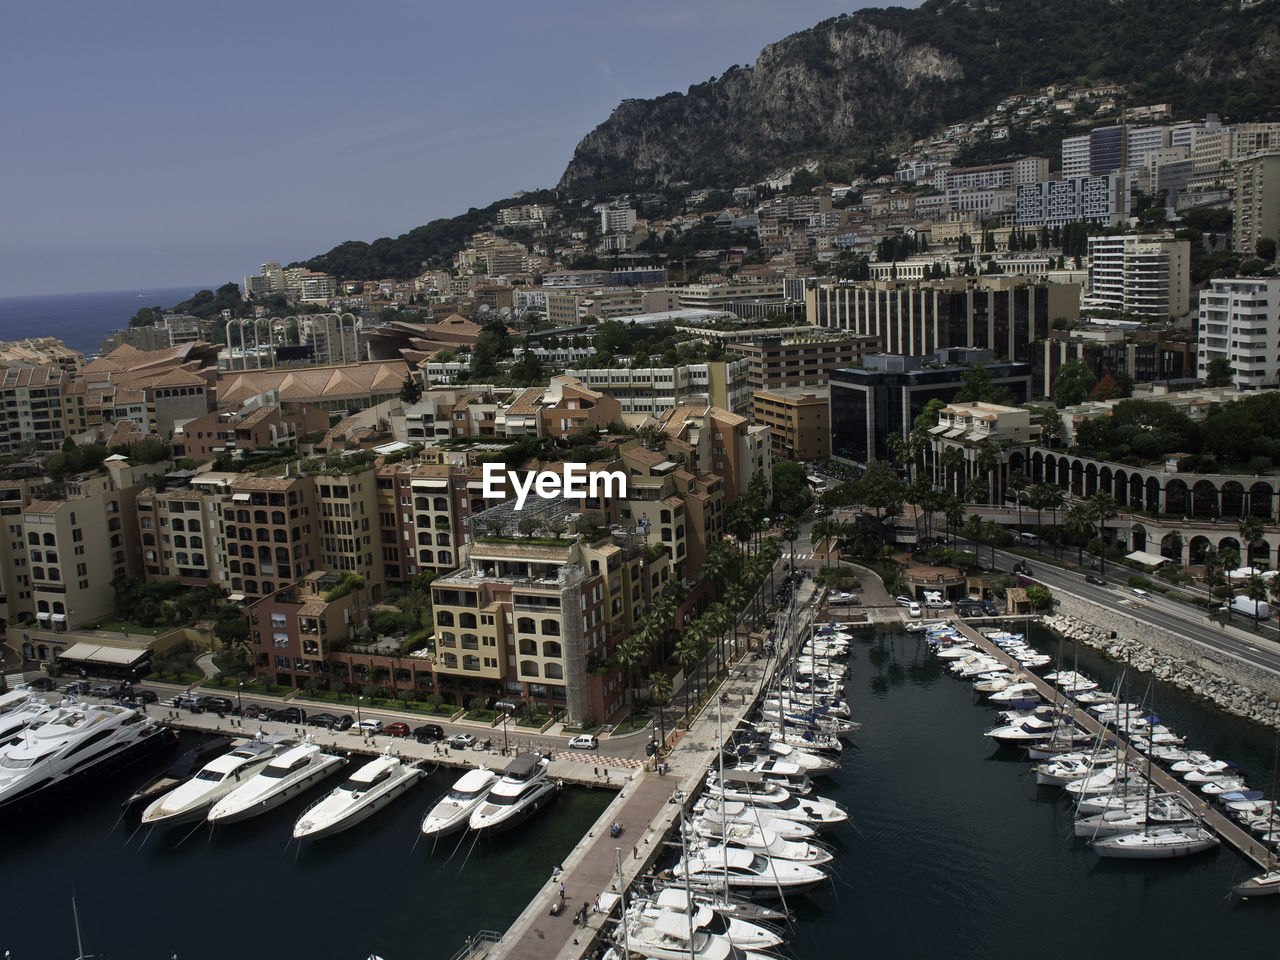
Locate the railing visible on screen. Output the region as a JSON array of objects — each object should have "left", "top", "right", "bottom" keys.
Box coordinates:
[{"left": 448, "top": 930, "right": 502, "bottom": 960}]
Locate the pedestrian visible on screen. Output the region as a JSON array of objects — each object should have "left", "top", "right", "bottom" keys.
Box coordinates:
[
  {"left": 593, "top": 766, "right": 599, "bottom": 777},
  {"left": 632, "top": 844, "right": 638, "bottom": 860},
  {"left": 592, "top": 896, "right": 600, "bottom": 914},
  {"left": 552, "top": 864, "right": 562, "bottom": 880},
  {"left": 581, "top": 902, "right": 590, "bottom": 924},
  {"left": 558, "top": 881, "right": 565, "bottom": 899}
]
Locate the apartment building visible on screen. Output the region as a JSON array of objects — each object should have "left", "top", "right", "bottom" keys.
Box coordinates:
[
  {"left": 376, "top": 461, "right": 470, "bottom": 587},
  {"left": 135, "top": 476, "right": 236, "bottom": 587},
  {"left": 806, "top": 277, "right": 1078, "bottom": 365},
  {"left": 1233, "top": 150, "right": 1280, "bottom": 258},
  {"left": 655, "top": 401, "right": 770, "bottom": 502},
  {"left": 0, "top": 338, "right": 84, "bottom": 374},
  {"left": 540, "top": 376, "right": 623, "bottom": 440},
  {"left": 21, "top": 458, "right": 145, "bottom": 630},
  {"left": 0, "top": 478, "right": 33, "bottom": 628},
  {"left": 600, "top": 205, "right": 636, "bottom": 234},
  {"left": 676, "top": 281, "right": 786, "bottom": 310},
  {"left": 300, "top": 314, "right": 361, "bottom": 365},
  {"left": 223, "top": 475, "right": 319, "bottom": 602},
  {"left": 1015, "top": 174, "right": 1125, "bottom": 229},
  {"left": 829, "top": 350, "right": 1033, "bottom": 466},
  {"left": 753, "top": 387, "right": 831, "bottom": 462},
  {"left": 247, "top": 570, "right": 372, "bottom": 688},
  {"left": 171, "top": 402, "right": 330, "bottom": 463},
  {"left": 0, "top": 364, "right": 85, "bottom": 454},
  {"left": 571, "top": 360, "right": 750, "bottom": 416},
  {"left": 727, "top": 332, "right": 880, "bottom": 394},
  {"left": 315, "top": 466, "right": 384, "bottom": 589},
  {"left": 1034, "top": 326, "right": 1196, "bottom": 397},
  {"left": 1086, "top": 233, "right": 1191, "bottom": 317},
  {"left": 1197, "top": 277, "right": 1280, "bottom": 387}
]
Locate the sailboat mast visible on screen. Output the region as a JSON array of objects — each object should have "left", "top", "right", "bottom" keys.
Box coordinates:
[
  {"left": 615, "top": 847, "right": 630, "bottom": 960},
  {"left": 718, "top": 696, "right": 729, "bottom": 898},
  {"left": 72, "top": 895, "right": 86, "bottom": 960},
  {"left": 678, "top": 801, "right": 694, "bottom": 960}
]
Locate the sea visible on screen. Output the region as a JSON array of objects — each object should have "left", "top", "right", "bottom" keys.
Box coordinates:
[
  {"left": 6, "top": 625, "right": 1279, "bottom": 959},
  {"left": 0, "top": 286, "right": 212, "bottom": 356}
]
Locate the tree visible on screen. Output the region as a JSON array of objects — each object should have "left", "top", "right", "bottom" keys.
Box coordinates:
[
  {"left": 398, "top": 372, "right": 422, "bottom": 404},
  {"left": 1238, "top": 516, "right": 1265, "bottom": 567},
  {"left": 1257, "top": 237, "right": 1278, "bottom": 264},
  {"left": 1052, "top": 360, "right": 1096, "bottom": 408},
  {"left": 1088, "top": 373, "right": 1123, "bottom": 401},
  {"left": 1065, "top": 504, "right": 1092, "bottom": 566},
  {"left": 213, "top": 606, "right": 249, "bottom": 652},
  {"left": 647, "top": 672, "right": 673, "bottom": 750},
  {"left": 1205, "top": 357, "right": 1234, "bottom": 388},
  {"left": 1007, "top": 469, "right": 1028, "bottom": 526},
  {"left": 1087, "top": 492, "right": 1118, "bottom": 575},
  {"left": 1243, "top": 573, "right": 1270, "bottom": 631},
  {"left": 1024, "top": 584, "right": 1054, "bottom": 609},
  {"left": 771, "top": 461, "right": 812, "bottom": 517}
]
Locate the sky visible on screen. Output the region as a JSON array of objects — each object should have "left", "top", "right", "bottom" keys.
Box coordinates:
[{"left": 1, "top": 0, "right": 916, "bottom": 297}]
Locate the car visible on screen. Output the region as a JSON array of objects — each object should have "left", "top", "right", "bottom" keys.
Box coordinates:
[
  {"left": 907, "top": 601, "right": 922, "bottom": 619},
  {"left": 331, "top": 714, "right": 354, "bottom": 731},
  {"left": 981, "top": 600, "right": 998, "bottom": 616},
  {"left": 203, "top": 696, "right": 234, "bottom": 714},
  {"left": 413, "top": 724, "right": 444, "bottom": 743},
  {"left": 242, "top": 703, "right": 268, "bottom": 719},
  {"left": 1012, "top": 562, "right": 1033, "bottom": 576},
  {"left": 355, "top": 718, "right": 384, "bottom": 734},
  {"left": 449, "top": 733, "right": 477, "bottom": 750},
  {"left": 568, "top": 734, "right": 599, "bottom": 750},
  {"left": 270, "top": 707, "right": 307, "bottom": 724},
  {"left": 384, "top": 722, "right": 411, "bottom": 738},
  {"left": 89, "top": 683, "right": 120, "bottom": 699},
  {"left": 27, "top": 677, "right": 59, "bottom": 692},
  {"left": 134, "top": 689, "right": 158, "bottom": 704},
  {"left": 894, "top": 595, "right": 913, "bottom": 608},
  {"left": 177, "top": 694, "right": 207, "bottom": 711},
  {"left": 64, "top": 680, "right": 93, "bottom": 696},
  {"left": 956, "top": 602, "right": 982, "bottom": 617},
  {"left": 925, "top": 598, "right": 951, "bottom": 610},
  {"left": 1085, "top": 574, "right": 1106, "bottom": 586},
  {"left": 1131, "top": 587, "right": 1150, "bottom": 598},
  {"left": 308, "top": 713, "right": 339, "bottom": 729}
]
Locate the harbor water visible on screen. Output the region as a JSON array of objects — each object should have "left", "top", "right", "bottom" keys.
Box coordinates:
[
  {"left": 782, "top": 624, "right": 1277, "bottom": 960},
  {"left": 0, "top": 752, "right": 611, "bottom": 960},
  {"left": 7, "top": 623, "right": 1279, "bottom": 960}
]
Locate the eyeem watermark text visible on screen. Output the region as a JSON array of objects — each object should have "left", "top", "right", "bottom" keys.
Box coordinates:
[{"left": 481, "top": 463, "right": 627, "bottom": 510}]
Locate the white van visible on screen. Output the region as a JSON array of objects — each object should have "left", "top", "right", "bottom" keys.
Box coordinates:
[{"left": 1018, "top": 532, "right": 1039, "bottom": 545}]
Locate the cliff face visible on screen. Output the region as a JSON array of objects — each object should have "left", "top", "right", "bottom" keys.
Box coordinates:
[{"left": 558, "top": 0, "right": 1280, "bottom": 192}]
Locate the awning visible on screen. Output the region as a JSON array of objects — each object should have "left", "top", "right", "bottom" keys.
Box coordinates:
[
  {"left": 51, "top": 613, "right": 66, "bottom": 622},
  {"left": 232, "top": 492, "right": 251, "bottom": 502},
  {"left": 227, "top": 592, "right": 247, "bottom": 602},
  {"left": 58, "top": 643, "right": 150, "bottom": 666},
  {"left": 1125, "top": 550, "right": 1170, "bottom": 567},
  {"left": 36, "top": 611, "right": 51, "bottom": 620}
]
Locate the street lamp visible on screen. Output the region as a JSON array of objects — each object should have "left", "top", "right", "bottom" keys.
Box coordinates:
[
  {"left": 236, "top": 681, "right": 243, "bottom": 717},
  {"left": 501, "top": 706, "right": 511, "bottom": 756},
  {"left": 356, "top": 694, "right": 363, "bottom": 730}
]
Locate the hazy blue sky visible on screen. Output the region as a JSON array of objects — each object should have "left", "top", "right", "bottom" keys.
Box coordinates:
[{"left": 2, "top": 1, "right": 911, "bottom": 297}]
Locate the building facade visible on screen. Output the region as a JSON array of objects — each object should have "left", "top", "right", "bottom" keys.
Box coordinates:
[
  {"left": 1197, "top": 277, "right": 1280, "bottom": 387},
  {"left": 1086, "top": 233, "right": 1191, "bottom": 317},
  {"left": 753, "top": 387, "right": 831, "bottom": 462}
]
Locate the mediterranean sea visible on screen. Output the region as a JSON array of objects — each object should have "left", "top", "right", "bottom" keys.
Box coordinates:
[{"left": 0, "top": 286, "right": 212, "bottom": 356}]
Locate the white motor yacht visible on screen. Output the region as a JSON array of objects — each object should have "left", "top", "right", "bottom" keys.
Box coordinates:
[
  {"left": 1034, "top": 753, "right": 1114, "bottom": 787},
  {"left": 1091, "top": 825, "right": 1219, "bottom": 859},
  {"left": 1181, "top": 760, "right": 1236, "bottom": 782},
  {"left": 690, "top": 825, "right": 833, "bottom": 865},
  {"left": 630, "top": 888, "right": 785, "bottom": 951},
  {"left": 1233, "top": 869, "right": 1280, "bottom": 898},
  {"left": 674, "top": 847, "right": 828, "bottom": 896},
  {"left": 141, "top": 738, "right": 286, "bottom": 826},
  {"left": 987, "top": 683, "right": 1041, "bottom": 703},
  {"left": 732, "top": 741, "right": 839, "bottom": 776},
  {"left": 208, "top": 741, "right": 344, "bottom": 824},
  {"left": 690, "top": 807, "right": 816, "bottom": 841},
  {"left": 469, "top": 754, "right": 559, "bottom": 832},
  {"left": 421, "top": 766, "right": 499, "bottom": 836},
  {"left": 934, "top": 643, "right": 976, "bottom": 660},
  {"left": 294, "top": 753, "right": 423, "bottom": 840},
  {"left": 0, "top": 698, "right": 52, "bottom": 743},
  {"left": 1200, "top": 777, "right": 1248, "bottom": 796},
  {"left": 0, "top": 703, "right": 168, "bottom": 809},
  {"left": 702, "top": 777, "right": 847, "bottom": 830},
  {"left": 985, "top": 715, "right": 1058, "bottom": 745},
  {"left": 0, "top": 685, "right": 40, "bottom": 714},
  {"left": 620, "top": 909, "right": 773, "bottom": 960},
  {"left": 753, "top": 725, "right": 843, "bottom": 755},
  {"left": 728, "top": 757, "right": 812, "bottom": 794}
]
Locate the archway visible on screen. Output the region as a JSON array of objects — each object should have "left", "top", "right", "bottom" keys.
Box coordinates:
[
  {"left": 1192, "top": 480, "right": 1219, "bottom": 519},
  {"left": 1188, "top": 535, "right": 1211, "bottom": 565},
  {"left": 1071, "top": 460, "right": 1084, "bottom": 497},
  {"left": 1115, "top": 469, "right": 1129, "bottom": 507},
  {"left": 1220, "top": 481, "right": 1245, "bottom": 518},
  {"left": 1160, "top": 532, "right": 1184, "bottom": 563},
  {"left": 1145, "top": 476, "right": 1160, "bottom": 513},
  {"left": 1164, "top": 480, "right": 1189, "bottom": 518},
  {"left": 1130, "top": 523, "right": 1148, "bottom": 553},
  {"left": 1250, "top": 482, "right": 1275, "bottom": 520},
  {"left": 1248, "top": 540, "right": 1272, "bottom": 567}
]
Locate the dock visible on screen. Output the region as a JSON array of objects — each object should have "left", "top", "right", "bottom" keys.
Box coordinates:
[{"left": 950, "top": 618, "right": 1272, "bottom": 870}]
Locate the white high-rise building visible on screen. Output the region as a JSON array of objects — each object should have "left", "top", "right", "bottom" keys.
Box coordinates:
[
  {"left": 1197, "top": 277, "right": 1280, "bottom": 387},
  {"left": 1087, "top": 233, "right": 1190, "bottom": 318},
  {"left": 1062, "top": 135, "right": 1091, "bottom": 180},
  {"left": 600, "top": 205, "right": 636, "bottom": 235}
]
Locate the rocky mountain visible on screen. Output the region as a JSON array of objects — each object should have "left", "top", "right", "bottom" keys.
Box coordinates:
[{"left": 558, "top": 0, "right": 1280, "bottom": 192}]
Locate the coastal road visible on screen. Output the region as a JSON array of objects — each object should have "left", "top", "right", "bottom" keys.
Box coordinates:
[{"left": 969, "top": 541, "right": 1280, "bottom": 680}]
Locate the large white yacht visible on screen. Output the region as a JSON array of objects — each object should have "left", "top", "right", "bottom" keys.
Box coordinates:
[
  {"left": 421, "top": 767, "right": 498, "bottom": 837},
  {"left": 141, "top": 737, "right": 286, "bottom": 826},
  {"left": 674, "top": 846, "right": 828, "bottom": 896},
  {"left": 468, "top": 754, "right": 559, "bottom": 833},
  {"left": 1091, "top": 825, "right": 1219, "bottom": 859},
  {"left": 208, "top": 741, "right": 344, "bottom": 824},
  {"left": 0, "top": 698, "right": 52, "bottom": 744},
  {"left": 0, "top": 703, "right": 168, "bottom": 809},
  {"left": 294, "top": 753, "right": 422, "bottom": 840},
  {"left": 629, "top": 888, "right": 785, "bottom": 952}
]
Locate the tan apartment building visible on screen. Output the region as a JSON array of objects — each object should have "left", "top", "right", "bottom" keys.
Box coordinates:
[
  {"left": 246, "top": 570, "right": 372, "bottom": 688},
  {"left": 727, "top": 332, "right": 880, "bottom": 395},
  {"left": 540, "top": 376, "right": 623, "bottom": 440},
  {"left": 223, "top": 475, "right": 318, "bottom": 602},
  {"left": 0, "top": 364, "right": 86, "bottom": 454},
  {"left": 753, "top": 387, "right": 831, "bottom": 462},
  {"left": 656, "top": 401, "right": 771, "bottom": 502},
  {"left": 171, "top": 402, "right": 330, "bottom": 463},
  {"left": 0, "top": 478, "right": 33, "bottom": 628},
  {"left": 1233, "top": 150, "right": 1280, "bottom": 258}
]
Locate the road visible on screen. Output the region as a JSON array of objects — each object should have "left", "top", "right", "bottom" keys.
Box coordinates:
[{"left": 966, "top": 540, "right": 1280, "bottom": 680}]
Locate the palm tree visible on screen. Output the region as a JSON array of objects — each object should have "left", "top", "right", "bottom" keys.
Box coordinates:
[
  {"left": 780, "top": 519, "right": 800, "bottom": 572},
  {"left": 1220, "top": 545, "right": 1242, "bottom": 618},
  {"left": 1027, "top": 484, "right": 1050, "bottom": 553},
  {"left": 981, "top": 519, "right": 1002, "bottom": 569},
  {"left": 674, "top": 628, "right": 701, "bottom": 723},
  {"left": 1007, "top": 469, "right": 1028, "bottom": 527},
  {"left": 974, "top": 440, "right": 1000, "bottom": 506},
  {"left": 1065, "top": 504, "right": 1092, "bottom": 566},
  {"left": 1238, "top": 516, "right": 1265, "bottom": 568},
  {"left": 1203, "top": 544, "right": 1218, "bottom": 594},
  {"left": 1087, "top": 492, "right": 1118, "bottom": 575},
  {"left": 943, "top": 494, "right": 965, "bottom": 547},
  {"left": 1045, "top": 486, "right": 1067, "bottom": 558},
  {"left": 1269, "top": 574, "right": 1280, "bottom": 638},
  {"left": 1243, "top": 573, "right": 1270, "bottom": 631},
  {"left": 647, "top": 671, "right": 673, "bottom": 751},
  {"left": 942, "top": 446, "right": 965, "bottom": 495}
]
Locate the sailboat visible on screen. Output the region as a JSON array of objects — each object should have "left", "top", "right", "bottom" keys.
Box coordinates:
[
  {"left": 1091, "top": 684, "right": 1220, "bottom": 860},
  {"left": 1232, "top": 729, "right": 1280, "bottom": 898}
]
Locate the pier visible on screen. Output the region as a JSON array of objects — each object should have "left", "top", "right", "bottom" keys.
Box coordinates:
[{"left": 950, "top": 618, "right": 1272, "bottom": 870}]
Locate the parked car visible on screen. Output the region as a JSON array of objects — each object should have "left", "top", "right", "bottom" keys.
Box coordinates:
[
  {"left": 308, "top": 713, "right": 339, "bottom": 729},
  {"left": 1131, "top": 587, "right": 1150, "bottom": 598},
  {"left": 134, "top": 689, "right": 158, "bottom": 704},
  {"left": 568, "top": 734, "right": 599, "bottom": 750},
  {"left": 413, "top": 724, "right": 444, "bottom": 743},
  {"left": 907, "top": 601, "right": 922, "bottom": 619},
  {"left": 242, "top": 703, "right": 268, "bottom": 719},
  {"left": 981, "top": 599, "right": 998, "bottom": 616},
  {"left": 1012, "top": 562, "right": 1033, "bottom": 576},
  {"left": 331, "top": 714, "right": 354, "bottom": 731},
  {"left": 449, "top": 733, "right": 476, "bottom": 750},
  {"left": 1085, "top": 574, "right": 1106, "bottom": 586},
  {"left": 956, "top": 602, "right": 983, "bottom": 617},
  {"left": 894, "top": 595, "right": 913, "bottom": 608},
  {"left": 64, "top": 680, "right": 92, "bottom": 696},
  {"left": 203, "top": 696, "right": 233, "bottom": 714},
  {"left": 270, "top": 707, "right": 307, "bottom": 724},
  {"left": 355, "top": 718, "right": 384, "bottom": 734},
  {"left": 27, "top": 677, "right": 59, "bottom": 692},
  {"left": 384, "top": 722, "right": 411, "bottom": 738},
  {"left": 89, "top": 683, "right": 120, "bottom": 699}
]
